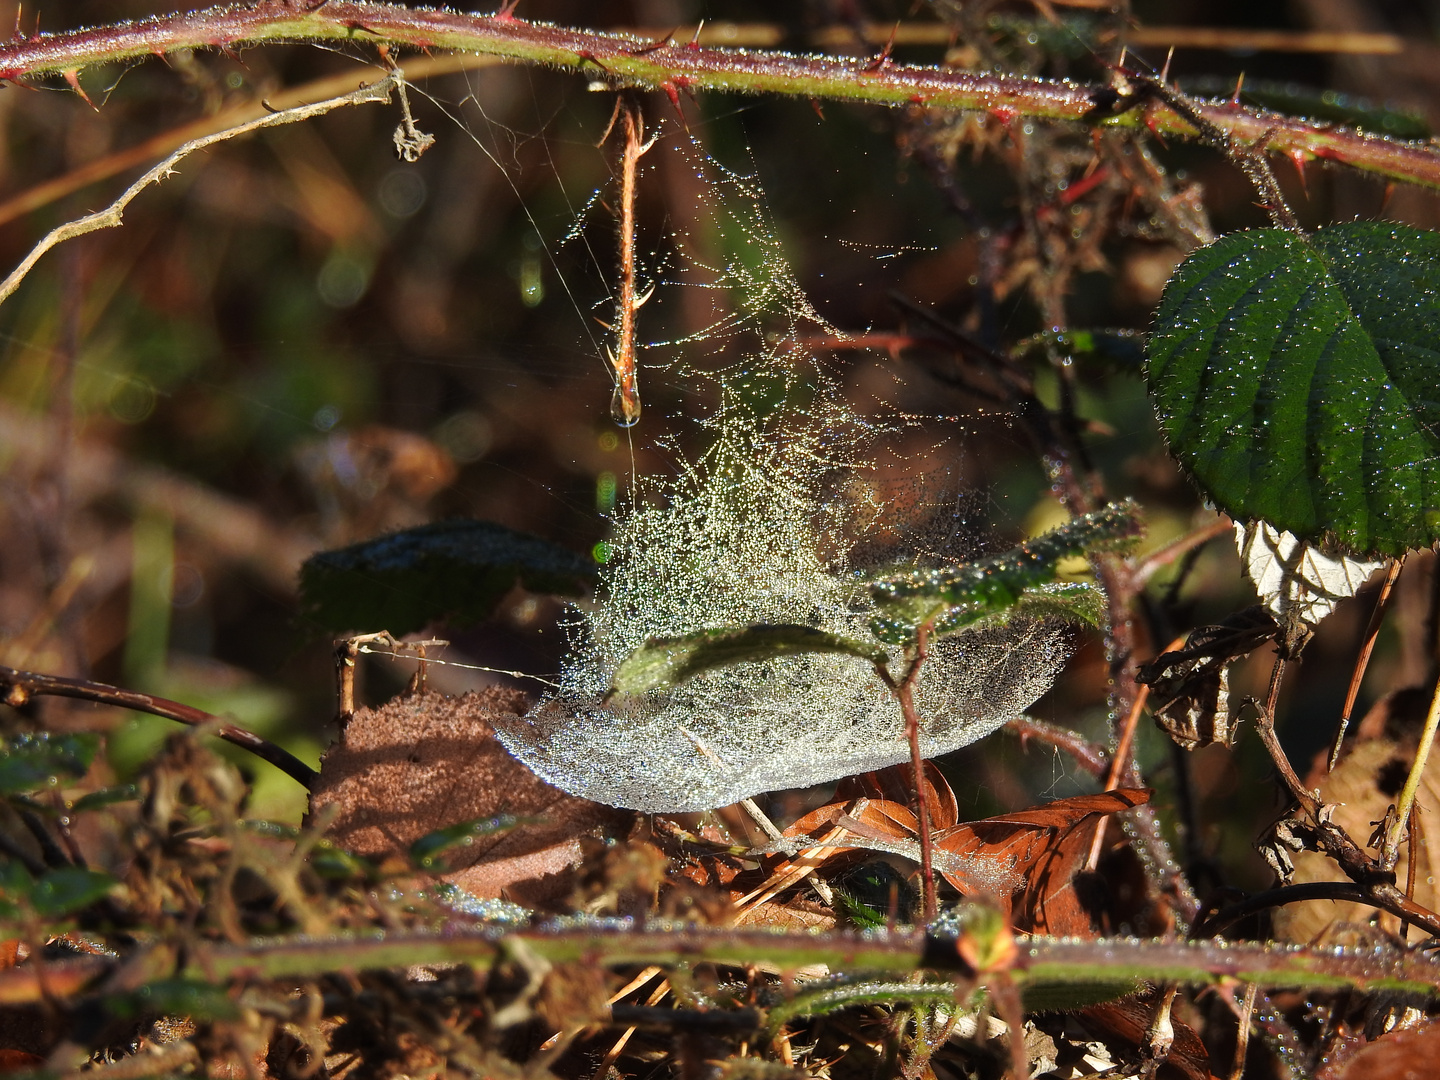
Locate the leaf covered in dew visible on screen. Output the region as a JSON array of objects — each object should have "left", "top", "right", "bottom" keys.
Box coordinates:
[
  {"left": 1147, "top": 223, "right": 1440, "bottom": 557},
  {"left": 298, "top": 519, "right": 595, "bottom": 637},
  {"left": 490, "top": 400, "right": 1071, "bottom": 813},
  {"left": 867, "top": 502, "right": 1141, "bottom": 645},
  {"left": 608, "top": 625, "right": 888, "bottom": 697}
]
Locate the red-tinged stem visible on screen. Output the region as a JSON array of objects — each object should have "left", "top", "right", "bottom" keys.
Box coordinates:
[
  {"left": 897, "top": 675, "right": 937, "bottom": 925},
  {"left": 2, "top": 3, "right": 1439, "bottom": 189},
  {"left": 876, "top": 633, "right": 938, "bottom": 925}
]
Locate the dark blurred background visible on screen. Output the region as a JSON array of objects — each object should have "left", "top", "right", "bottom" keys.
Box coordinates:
[{"left": 2, "top": 0, "right": 1438, "bottom": 897}]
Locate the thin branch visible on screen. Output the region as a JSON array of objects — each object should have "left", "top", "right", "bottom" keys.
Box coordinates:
[
  {"left": 1229, "top": 982, "right": 1259, "bottom": 1080},
  {"left": 882, "top": 627, "right": 939, "bottom": 925},
  {"left": 1253, "top": 655, "right": 1316, "bottom": 812},
  {"left": 1, "top": 4, "right": 1439, "bottom": 188},
  {"left": 0, "top": 70, "right": 404, "bottom": 308},
  {"left": 1194, "top": 880, "right": 1440, "bottom": 939},
  {"left": 1005, "top": 716, "right": 1109, "bottom": 777},
  {"left": 634, "top": 22, "right": 1407, "bottom": 56},
  {"left": 605, "top": 93, "right": 649, "bottom": 427},
  {"left": 58, "top": 1041, "right": 200, "bottom": 1080},
  {"left": 0, "top": 52, "right": 491, "bottom": 228},
  {"left": 0, "top": 663, "right": 318, "bottom": 789},
  {"left": 1131, "top": 516, "right": 1233, "bottom": 589}
]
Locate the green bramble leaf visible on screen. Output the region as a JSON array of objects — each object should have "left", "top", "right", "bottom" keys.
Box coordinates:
[
  {"left": 0, "top": 733, "right": 100, "bottom": 796},
  {"left": 607, "top": 625, "right": 890, "bottom": 698},
  {"left": 299, "top": 519, "right": 595, "bottom": 637},
  {"left": 107, "top": 978, "right": 240, "bottom": 1022},
  {"left": 29, "top": 867, "right": 118, "bottom": 918},
  {"left": 868, "top": 503, "right": 1141, "bottom": 645},
  {"left": 69, "top": 785, "right": 140, "bottom": 812},
  {"left": 1147, "top": 223, "right": 1440, "bottom": 558},
  {"left": 409, "top": 815, "right": 529, "bottom": 871}
]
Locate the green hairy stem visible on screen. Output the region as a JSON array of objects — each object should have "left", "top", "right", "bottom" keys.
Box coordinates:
[{"left": 2, "top": 2, "right": 1439, "bottom": 189}]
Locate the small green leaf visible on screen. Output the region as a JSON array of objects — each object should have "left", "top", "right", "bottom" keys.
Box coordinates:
[
  {"left": 409, "top": 815, "right": 527, "bottom": 871},
  {"left": 311, "top": 843, "right": 381, "bottom": 881},
  {"left": 869, "top": 503, "right": 1140, "bottom": 644},
  {"left": 608, "top": 625, "right": 890, "bottom": 697},
  {"left": 299, "top": 519, "right": 596, "bottom": 637},
  {"left": 767, "top": 978, "right": 967, "bottom": 1031},
  {"left": 1013, "top": 328, "right": 1145, "bottom": 372},
  {"left": 107, "top": 978, "right": 240, "bottom": 1022},
  {"left": 70, "top": 784, "right": 140, "bottom": 812},
  {"left": 29, "top": 867, "right": 117, "bottom": 917},
  {"left": 0, "top": 733, "right": 100, "bottom": 795},
  {"left": 1005, "top": 580, "right": 1106, "bottom": 627},
  {"left": 1019, "top": 980, "right": 1143, "bottom": 1011},
  {"left": 0, "top": 861, "right": 32, "bottom": 919},
  {"left": 1148, "top": 223, "right": 1440, "bottom": 557}
]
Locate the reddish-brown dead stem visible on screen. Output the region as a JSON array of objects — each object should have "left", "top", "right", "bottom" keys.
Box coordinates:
[{"left": 1, "top": 3, "right": 1439, "bottom": 188}]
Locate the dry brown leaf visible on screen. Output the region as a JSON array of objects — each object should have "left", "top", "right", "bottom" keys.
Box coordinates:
[
  {"left": 309, "top": 686, "right": 630, "bottom": 906},
  {"left": 1319, "top": 1017, "right": 1440, "bottom": 1080},
  {"left": 1079, "top": 991, "right": 1211, "bottom": 1080},
  {"left": 768, "top": 764, "right": 1149, "bottom": 934},
  {"left": 935, "top": 788, "right": 1151, "bottom": 936},
  {"left": 1274, "top": 688, "right": 1438, "bottom": 944}
]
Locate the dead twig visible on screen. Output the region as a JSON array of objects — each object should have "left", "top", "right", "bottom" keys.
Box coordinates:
[{"left": 0, "top": 70, "right": 405, "bottom": 308}]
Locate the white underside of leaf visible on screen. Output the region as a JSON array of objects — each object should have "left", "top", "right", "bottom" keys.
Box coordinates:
[{"left": 1235, "top": 520, "right": 1385, "bottom": 633}]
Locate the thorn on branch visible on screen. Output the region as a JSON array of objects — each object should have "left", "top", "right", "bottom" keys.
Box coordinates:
[
  {"left": 862, "top": 22, "right": 899, "bottom": 73},
  {"left": 629, "top": 29, "right": 676, "bottom": 56},
  {"left": 62, "top": 69, "right": 95, "bottom": 110}
]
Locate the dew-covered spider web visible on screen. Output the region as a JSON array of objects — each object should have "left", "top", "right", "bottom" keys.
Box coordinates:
[
  {"left": 489, "top": 395, "right": 1068, "bottom": 812},
  {"left": 432, "top": 91, "right": 1070, "bottom": 813}
]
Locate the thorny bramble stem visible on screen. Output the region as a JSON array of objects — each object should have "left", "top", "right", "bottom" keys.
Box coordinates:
[
  {"left": 4, "top": 3, "right": 1440, "bottom": 189},
  {"left": 9, "top": 923, "right": 1440, "bottom": 996}
]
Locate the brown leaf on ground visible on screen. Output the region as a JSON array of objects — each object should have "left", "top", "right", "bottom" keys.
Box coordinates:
[
  {"left": 767, "top": 764, "right": 1149, "bottom": 934},
  {"left": 1319, "top": 1017, "right": 1440, "bottom": 1080},
  {"left": 1275, "top": 687, "right": 1439, "bottom": 944},
  {"left": 309, "top": 686, "right": 631, "bottom": 907},
  {"left": 935, "top": 787, "right": 1151, "bottom": 936}
]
